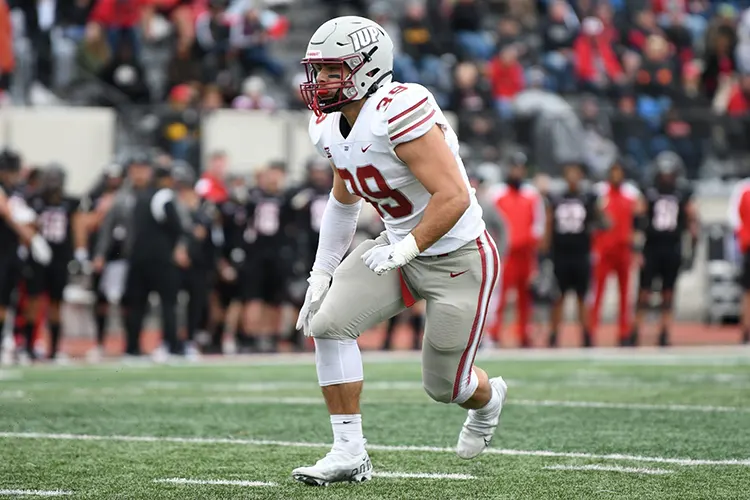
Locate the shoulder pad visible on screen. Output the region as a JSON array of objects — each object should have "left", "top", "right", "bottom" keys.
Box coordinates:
[
  {"left": 621, "top": 182, "right": 641, "bottom": 199},
  {"left": 373, "top": 83, "right": 439, "bottom": 146},
  {"left": 308, "top": 113, "right": 333, "bottom": 160}
]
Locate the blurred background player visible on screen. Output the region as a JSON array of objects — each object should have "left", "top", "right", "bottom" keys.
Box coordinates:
[
  {"left": 81, "top": 163, "right": 124, "bottom": 361},
  {"left": 24, "top": 164, "right": 86, "bottom": 361},
  {"left": 729, "top": 177, "right": 750, "bottom": 345},
  {"left": 125, "top": 162, "right": 191, "bottom": 360},
  {"left": 212, "top": 173, "right": 248, "bottom": 354},
  {"left": 633, "top": 152, "right": 698, "bottom": 347},
  {"left": 488, "top": 152, "right": 544, "bottom": 347},
  {"left": 287, "top": 158, "right": 333, "bottom": 350},
  {"left": 175, "top": 161, "right": 219, "bottom": 358},
  {"left": 544, "top": 162, "right": 603, "bottom": 348},
  {"left": 241, "top": 161, "right": 292, "bottom": 353},
  {"left": 196, "top": 150, "right": 229, "bottom": 204},
  {"left": 590, "top": 159, "right": 645, "bottom": 345}
]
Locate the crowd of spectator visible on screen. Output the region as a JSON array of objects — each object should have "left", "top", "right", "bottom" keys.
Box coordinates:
[{"left": 1, "top": 0, "right": 750, "bottom": 179}]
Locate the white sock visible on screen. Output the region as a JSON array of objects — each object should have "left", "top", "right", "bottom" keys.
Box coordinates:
[
  {"left": 474, "top": 387, "right": 500, "bottom": 420},
  {"left": 331, "top": 414, "right": 364, "bottom": 454}
]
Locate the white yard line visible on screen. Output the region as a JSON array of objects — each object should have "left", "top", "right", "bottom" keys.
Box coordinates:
[
  {"left": 374, "top": 472, "right": 476, "bottom": 480},
  {"left": 154, "top": 478, "right": 277, "bottom": 487},
  {"left": 0, "top": 370, "right": 21, "bottom": 381},
  {"left": 0, "top": 390, "right": 25, "bottom": 399},
  {"left": 544, "top": 464, "right": 674, "bottom": 475},
  {"left": 0, "top": 490, "right": 72, "bottom": 497},
  {"left": 199, "top": 396, "right": 750, "bottom": 414},
  {"left": 1, "top": 431, "right": 748, "bottom": 467},
  {"left": 511, "top": 399, "right": 750, "bottom": 413}
]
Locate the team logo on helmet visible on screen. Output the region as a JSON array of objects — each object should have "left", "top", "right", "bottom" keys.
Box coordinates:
[{"left": 348, "top": 26, "right": 382, "bottom": 52}]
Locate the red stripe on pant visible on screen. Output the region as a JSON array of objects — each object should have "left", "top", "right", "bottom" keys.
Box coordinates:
[
  {"left": 452, "top": 232, "right": 495, "bottom": 401},
  {"left": 490, "top": 248, "right": 533, "bottom": 345},
  {"left": 589, "top": 247, "right": 632, "bottom": 339}
]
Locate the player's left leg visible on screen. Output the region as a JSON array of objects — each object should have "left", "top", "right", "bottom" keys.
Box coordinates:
[
  {"left": 46, "top": 259, "right": 69, "bottom": 360},
  {"left": 574, "top": 256, "right": 593, "bottom": 347},
  {"left": 657, "top": 247, "right": 682, "bottom": 347},
  {"left": 548, "top": 257, "right": 570, "bottom": 348},
  {"left": 406, "top": 231, "right": 503, "bottom": 460},
  {"left": 292, "top": 234, "right": 409, "bottom": 486}
]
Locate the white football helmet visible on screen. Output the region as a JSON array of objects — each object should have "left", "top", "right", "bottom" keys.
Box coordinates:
[{"left": 300, "top": 16, "right": 394, "bottom": 115}]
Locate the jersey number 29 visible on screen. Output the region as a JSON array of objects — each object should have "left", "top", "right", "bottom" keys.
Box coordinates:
[{"left": 337, "top": 165, "right": 413, "bottom": 218}]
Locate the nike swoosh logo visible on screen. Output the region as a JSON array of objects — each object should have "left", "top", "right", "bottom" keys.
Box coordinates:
[
  {"left": 450, "top": 270, "right": 469, "bottom": 278},
  {"left": 361, "top": 144, "right": 372, "bottom": 152},
  {"left": 342, "top": 421, "right": 352, "bottom": 424}
]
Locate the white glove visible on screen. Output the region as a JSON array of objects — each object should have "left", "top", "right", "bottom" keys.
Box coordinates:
[
  {"left": 361, "top": 233, "right": 420, "bottom": 276},
  {"left": 30, "top": 234, "right": 52, "bottom": 266},
  {"left": 295, "top": 270, "right": 332, "bottom": 337}
]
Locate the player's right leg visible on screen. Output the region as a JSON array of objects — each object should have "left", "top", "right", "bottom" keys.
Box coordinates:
[{"left": 292, "top": 235, "right": 408, "bottom": 486}]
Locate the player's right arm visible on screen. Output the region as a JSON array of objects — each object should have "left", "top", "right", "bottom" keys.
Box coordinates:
[{"left": 310, "top": 164, "right": 363, "bottom": 276}]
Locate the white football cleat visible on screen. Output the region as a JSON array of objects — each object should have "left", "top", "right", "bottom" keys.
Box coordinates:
[
  {"left": 456, "top": 376, "right": 508, "bottom": 460},
  {"left": 292, "top": 446, "right": 372, "bottom": 486}
]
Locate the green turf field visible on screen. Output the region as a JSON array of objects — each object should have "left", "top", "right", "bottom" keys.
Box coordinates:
[{"left": 1, "top": 348, "right": 749, "bottom": 499}]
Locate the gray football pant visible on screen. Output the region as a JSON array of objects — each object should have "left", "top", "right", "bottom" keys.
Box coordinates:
[{"left": 310, "top": 231, "right": 500, "bottom": 403}]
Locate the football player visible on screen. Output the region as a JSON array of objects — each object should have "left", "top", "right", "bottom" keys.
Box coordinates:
[
  {"left": 292, "top": 17, "right": 505, "bottom": 485},
  {"left": 212, "top": 173, "right": 249, "bottom": 354},
  {"left": 25, "top": 164, "right": 86, "bottom": 360},
  {"left": 544, "top": 163, "right": 603, "bottom": 348},
  {"left": 81, "top": 162, "right": 124, "bottom": 361},
  {"left": 632, "top": 152, "right": 698, "bottom": 346},
  {"left": 241, "top": 162, "right": 293, "bottom": 353}
]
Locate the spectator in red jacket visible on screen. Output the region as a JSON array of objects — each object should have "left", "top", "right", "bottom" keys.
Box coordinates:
[
  {"left": 487, "top": 44, "right": 525, "bottom": 118},
  {"left": 574, "top": 17, "right": 625, "bottom": 96},
  {"left": 726, "top": 74, "right": 750, "bottom": 116},
  {"left": 89, "top": 0, "right": 148, "bottom": 56}
]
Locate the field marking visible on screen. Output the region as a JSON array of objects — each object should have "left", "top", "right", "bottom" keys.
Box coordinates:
[
  {"left": 374, "top": 472, "right": 475, "bottom": 480},
  {"left": 0, "top": 390, "right": 25, "bottom": 399},
  {"left": 0, "top": 490, "right": 71, "bottom": 497},
  {"left": 154, "top": 478, "right": 277, "bottom": 487},
  {"left": 544, "top": 465, "right": 674, "bottom": 475},
  {"left": 22, "top": 345, "right": 750, "bottom": 371},
  {"left": 0, "top": 370, "right": 21, "bottom": 381},
  {"left": 511, "top": 399, "right": 750, "bottom": 413},
  {"left": 1, "top": 431, "right": 749, "bottom": 467},
  {"left": 199, "top": 396, "right": 750, "bottom": 414}
]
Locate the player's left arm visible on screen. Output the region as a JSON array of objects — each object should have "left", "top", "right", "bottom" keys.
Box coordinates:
[
  {"left": 395, "top": 124, "right": 470, "bottom": 252},
  {"left": 71, "top": 204, "right": 89, "bottom": 262}
]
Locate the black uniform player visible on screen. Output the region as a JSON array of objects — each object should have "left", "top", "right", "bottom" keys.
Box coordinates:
[
  {"left": 633, "top": 152, "right": 698, "bottom": 347},
  {"left": 287, "top": 159, "right": 332, "bottom": 349},
  {"left": 174, "top": 162, "right": 219, "bottom": 357},
  {"left": 123, "top": 163, "right": 191, "bottom": 357},
  {"left": 0, "top": 150, "right": 26, "bottom": 358},
  {"left": 213, "top": 174, "right": 250, "bottom": 352},
  {"left": 242, "top": 163, "right": 293, "bottom": 352},
  {"left": 80, "top": 163, "right": 124, "bottom": 359},
  {"left": 545, "top": 163, "right": 602, "bottom": 348},
  {"left": 25, "top": 165, "right": 85, "bottom": 360}
]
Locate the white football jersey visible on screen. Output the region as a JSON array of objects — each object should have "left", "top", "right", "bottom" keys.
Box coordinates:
[{"left": 309, "top": 81, "right": 485, "bottom": 256}]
